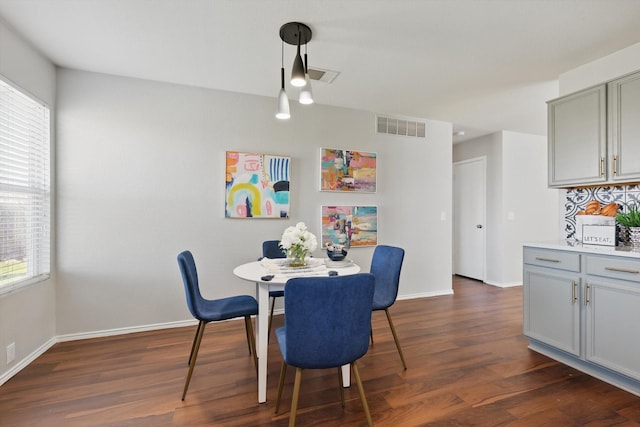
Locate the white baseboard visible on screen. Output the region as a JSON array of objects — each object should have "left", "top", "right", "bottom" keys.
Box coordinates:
[
  {"left": 484, "top": 280, "right": 522, "bottom": 288},
  {"left": 397, "top": 289, "right": 454, "bottom": 300},
  {"left": 0, "top": 337, "right": 56, "bottom": 386},
  {"left": 56, "top": 319, "right": 198, "bottom": 343}
]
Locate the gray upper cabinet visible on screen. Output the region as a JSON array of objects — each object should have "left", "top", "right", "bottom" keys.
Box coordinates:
[
  {"left": 548, "top": 85, "right": 607, "bottom": 188},
  {"left": 609, "top": 72, "right": 640, "bottom": 183},
  {"left": 548, "top": 69, "right": 640, "bottom": 188}
]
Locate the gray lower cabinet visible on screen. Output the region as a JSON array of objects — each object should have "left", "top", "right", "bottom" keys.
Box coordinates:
[
  {"left": 524, "top": 246, "right": 640, "bottom": 396},
  {"left": 584, "top": 255, "right": 640, "bottom": 381},
  {"left": 523, "top": 249, "right": 580, "bottom": 355}
]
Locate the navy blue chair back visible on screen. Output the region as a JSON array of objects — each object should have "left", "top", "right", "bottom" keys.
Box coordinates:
[
  {"left": 177, "top": 250, "right": 204, "bottom": 320},
  {"left": 176, "top": 250, "right": 259, "bottom": 400},
  {"left": 370, "top": 245, "right": 405, "bottom": 310},
  {"left": 262, "top": 240, "right": 286, "bottom": 259},
  {"left": 281, "top": 273, "right": 375, "bottom": 369}
]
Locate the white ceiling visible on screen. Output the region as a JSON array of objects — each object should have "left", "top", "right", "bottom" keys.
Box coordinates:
[{"left": 1, "top": 0, "right": 640, "bottom": 142}]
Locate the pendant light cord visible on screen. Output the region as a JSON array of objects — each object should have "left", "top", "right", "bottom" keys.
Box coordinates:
[{"left": 281, "top": 40, "right": 285, "bottom": 89}]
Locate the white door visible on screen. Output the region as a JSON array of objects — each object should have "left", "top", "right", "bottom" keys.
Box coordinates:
[{"left": 453, "top": 157, "right": 486, "bottom": 281}]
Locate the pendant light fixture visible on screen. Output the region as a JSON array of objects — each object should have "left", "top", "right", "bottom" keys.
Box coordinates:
[
  {"left": 299, "top": 45, "right": 314, "bottom": 105},
  {"left": 276, "top": 22, "right": 313, "bottom": 119},
  {"left": 275, "top": 41, "right": 290, "bottom": 120},
  {"left": 291, "top": 30, "right": 306, "bottom": 87}
]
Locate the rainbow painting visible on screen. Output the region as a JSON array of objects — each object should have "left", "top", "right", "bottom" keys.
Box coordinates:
[{"left": 225, "top": 151, "right": 290, "bottom": 218}]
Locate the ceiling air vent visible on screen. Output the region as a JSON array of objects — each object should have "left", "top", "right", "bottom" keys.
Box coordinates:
[
  {"left": 376, "top": 115, "right": 426, "bottom": 138},
  {"left": 308, "top": 67, "right": 340, "bottom": 84}
]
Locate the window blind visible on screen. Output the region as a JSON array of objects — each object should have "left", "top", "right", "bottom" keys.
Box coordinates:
[{"left": 0, "top": 78, "right": 51, "bottom": 290}]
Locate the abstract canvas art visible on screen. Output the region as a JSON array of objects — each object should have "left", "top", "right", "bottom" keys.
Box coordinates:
[
  {"left": 320, "top": 148, "right": 377, "bottom": 192},
  {"left": 225, "top": 151, "right": 290, "bottom": 218},
  {"left": 321, "top": 205, "right": 378, "bottom": 248}
]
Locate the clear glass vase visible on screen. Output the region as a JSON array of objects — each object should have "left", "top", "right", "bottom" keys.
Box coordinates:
[
  {"left": 288, "top": 256, "right": 307, "bottom": 267},
  {"left": 287, "top": 247, "right": 308, "bottom": 267}
]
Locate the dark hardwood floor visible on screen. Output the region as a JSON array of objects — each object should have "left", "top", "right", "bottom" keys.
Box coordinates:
[{"left": 1, "top": 276, "right": 640, "bottom": 426}]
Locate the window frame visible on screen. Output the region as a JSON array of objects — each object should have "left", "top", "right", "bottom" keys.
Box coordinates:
[{"left": 0, "top": 76, "right": 52, "bottom": 296}]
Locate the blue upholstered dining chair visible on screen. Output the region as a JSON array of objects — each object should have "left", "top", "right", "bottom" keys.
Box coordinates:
[
  {"left": 177, "top": 250, "right": 258, "bottom": 400},
  {"left": 370, "top": 245, "right": 407, "bottom": 370},
  {"left": 261, "top": 240, "right": 286, "bottom": 340},
  {"left": 275, "top": 273, "right": 375, "bottom": 427}
]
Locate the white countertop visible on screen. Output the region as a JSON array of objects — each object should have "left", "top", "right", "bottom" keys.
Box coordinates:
[{"left": 524, "top": 241, "right": 640, "bottom": 259}]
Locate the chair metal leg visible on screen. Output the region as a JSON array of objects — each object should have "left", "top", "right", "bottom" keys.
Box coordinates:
[
  {"left": 188, "top": 321, "right": 204, "bottom": 365},
  {"left": 289, "top": 368, "right": 303, "bottom": 427},
  {"left": 244, "top": 318, "right": 252, "bottom": 355},
  {"left": 268, "top": 296, "right": 276, "bottom": 342},
  {"left": 182, "top": 320, "right": 206, "bottom": 400},
  {"left": 275, "top": 361, "right": 288, "bottom": 414},
  {"left": 385, "top": 308, "right": 407, "bottom": 370},
  {"left": 352, "top": 361, "right": 373, "bottom": 427},
  {"left": 244, "top": 316, "right": 258, "bottom": 373},
  {"left": 337, "top": 367, "right": 345, "bottom": 407}
]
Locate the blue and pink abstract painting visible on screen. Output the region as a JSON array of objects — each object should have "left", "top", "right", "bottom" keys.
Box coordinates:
[
  {"left": 321, "top": 205, "right": 377, "bottom": 248},
  {"left": 225, "top": 151, "right": 290, "bottom": 218}
]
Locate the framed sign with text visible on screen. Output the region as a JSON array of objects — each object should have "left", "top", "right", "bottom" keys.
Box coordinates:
[{"left": 582, "top": 225, "right": 616, "bottom": 246}]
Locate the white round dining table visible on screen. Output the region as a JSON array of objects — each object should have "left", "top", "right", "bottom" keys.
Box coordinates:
[{"left": 233, "top": 258, "right": 361, "bottom": 403}]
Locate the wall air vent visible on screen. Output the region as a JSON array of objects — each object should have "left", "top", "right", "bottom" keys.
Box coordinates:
[
  {"left": 308, "top": 67, "right": 340, "bottom": 84},
  {"left": 376, "top": 115, "right": 426, "bottom": 138}
]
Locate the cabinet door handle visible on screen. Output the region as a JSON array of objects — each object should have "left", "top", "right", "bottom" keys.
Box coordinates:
[
  {"left": 600, "top": 157, "right": 605, "bottom": 177},
  {"left": 613, "top": 155, "right": 617, "bottom": 176},
  {"left": 605, "top": 266, "right": 640, "bottom": 274},
  {"left": 585, "top": 283, "right": 590, "bottom": 306},
  {"left": 535, "top": 257, "right": 560, "bottom": 263},
  {"left": 572, "top": 281, "right": 577, "bottom": 303}
]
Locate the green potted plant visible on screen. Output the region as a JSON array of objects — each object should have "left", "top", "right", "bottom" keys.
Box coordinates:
[{"left": 616, "top": 205, "right": 640, "bottom": 247}]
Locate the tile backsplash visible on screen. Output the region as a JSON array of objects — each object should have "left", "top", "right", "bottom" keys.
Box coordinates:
[{"left": 565, "top": 184, "right": 640, "bottom": 239}]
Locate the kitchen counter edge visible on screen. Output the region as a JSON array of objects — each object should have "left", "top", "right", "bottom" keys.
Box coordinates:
[{"left": 524, "top": 241, "right": 640, "bottom": 259}]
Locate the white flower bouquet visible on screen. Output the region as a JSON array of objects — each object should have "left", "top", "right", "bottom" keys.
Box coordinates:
[{"left": 279, "top": 222, "right": 318, "bottom": 266}]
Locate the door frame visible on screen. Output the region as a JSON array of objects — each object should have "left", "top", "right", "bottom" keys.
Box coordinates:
[{"left": 453, "top": 156, "right": 486, "bottom": 282}]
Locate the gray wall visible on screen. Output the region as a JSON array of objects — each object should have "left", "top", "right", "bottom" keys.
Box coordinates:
[
  {"left": 559, "top": 42, "right": 640, "bottom": 96},
  {"left": 0, "top": 17, "right": 56, "bottom": 383},
  {"left": 453, "top": 133, "right": 503, "bottom": 283},
  {"left": 501, "top": 131, "right": 559, "bottom": 283},
  {"left": 453, "top": 131, "right": 559, "bottom": 286},
  {"left": 55, "top": 69, "right": 454, "bottom": 337}
]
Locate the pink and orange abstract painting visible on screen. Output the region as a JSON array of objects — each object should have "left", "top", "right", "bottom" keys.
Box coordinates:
[{"left": 320, "top": 148, "right": 376, "bottom": 192}]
